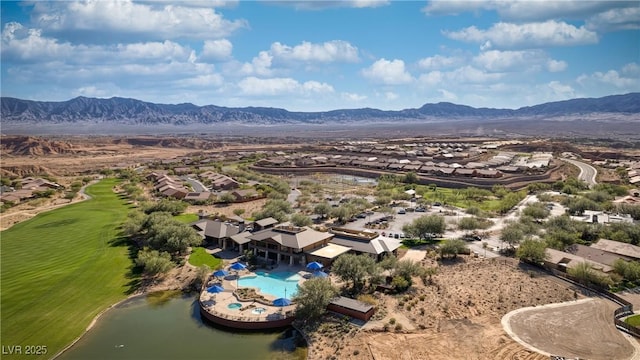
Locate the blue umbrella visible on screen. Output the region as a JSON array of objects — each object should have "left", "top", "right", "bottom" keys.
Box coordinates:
[
  {"left": 306, "top": 261, "right": 323, "bottom": 271},
  {"left": 312, "top": 270, "right": 328, "bottom": 278},
  {"left": 273, "top": 298, "right": 292, "bottom": 307},
  {"left": 213, "top": 269, "right": 229, "bottom": 278},
  {"left": 207, "top": 285, "right": 225, "bottom": 293},
  {"left": 230, "top": 262, "right": 247, "bottom": 271}
]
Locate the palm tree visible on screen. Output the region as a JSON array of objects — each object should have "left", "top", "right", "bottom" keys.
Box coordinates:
[{"left": 482, "top": 242, "right": 488, "bottom": 258}]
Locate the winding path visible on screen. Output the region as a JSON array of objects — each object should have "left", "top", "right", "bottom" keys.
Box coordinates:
[{"left": 563, "top": 158, "right": 598, "bottom": 188}]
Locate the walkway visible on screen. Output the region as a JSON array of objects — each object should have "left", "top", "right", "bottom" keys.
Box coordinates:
[{"left": 563, "top": 158, "right": 598, "bottom": 187}]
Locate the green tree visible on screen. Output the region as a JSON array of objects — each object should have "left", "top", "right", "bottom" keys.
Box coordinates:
[
  {"left": 394, "top": 259, "right": 425, "bottom": 283},
  {"left": 253, "top": 199, "right": 293, "bottom": 222},
  {"left": 500, "top": 221, "right": 525, "bottom": 248},
  {"left": 613, "top": 259, "right": 640, "bottom": 282},
  {"left": 403, "top": 172, "right": 418, "bottom": 184},
  {"left": 402, "top": 215, "right": 446, "bottom": 239},
  {"left": 290, "top": 213, "right": 312, "bottom": 227},
  {"left": 568, "top": 262, "right": 613, "bottom": 288},
  {"left": 218, "top": 192, "right": 237, "bottom": 204},
  {"left": 136, "top": 248, "right": 174, "bottom": 275},
  {"left": 313, "top": 202, "right": 331, "bottom": 219},
  {"left": 439, "top": 239, "right": 468, "bottom": 258},
  {"left": 194, "top": 264, "right": 213, "bottom": 288},
  {"left": 123, "top": 210, "right": 146, "bottom": 237},
  {"left": 233, "top": 208, "right": 246, "bottom": 217},
  {"left": 457, "top": 216, "right": 493, "bottom": 230},
  {"left": 522, "top": 202, "right": 550, "bottom": 220},
  {"left": 293, "top": 278, "right": 338, "bottom": 322},
  {"left": 332, "top": 253, "right": 376, "bottom": 292},
  {"left": 142, "top": 212, "right": 203, "bottom": 255},
  {"left": 330, "top": 204, "right": 357, "bottom": 224},
  {"left": 516, "top": 239, "right": 548, "bottom": 263},
  {"left": 142, "top": 199, "right": 188, "bottom": 215}
]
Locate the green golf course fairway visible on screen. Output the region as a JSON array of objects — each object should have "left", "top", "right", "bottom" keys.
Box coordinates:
[{"left": 1, "top": 179, "right": 136, "bottom": 360}]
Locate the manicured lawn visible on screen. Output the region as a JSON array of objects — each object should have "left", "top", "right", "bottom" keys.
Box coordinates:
[
  {"left": 188, "top": 247, "right": 223, "bottom": 269},
  {"left": 174, "top": 213, "right": 199, "bottom": 224},
  {"left": 0, "top": 179, "right": 136, "bottom": 360},
  {"left": 625, "top": 314, "right": 640, "bottom": 327}
]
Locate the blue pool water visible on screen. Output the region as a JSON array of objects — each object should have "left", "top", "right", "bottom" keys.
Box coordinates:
[
  {"left": 238, "top": 271, "right": 300, "bottom": 299},
  {"left": 227, "top": 303, "right": 242, "bottom": 310}
]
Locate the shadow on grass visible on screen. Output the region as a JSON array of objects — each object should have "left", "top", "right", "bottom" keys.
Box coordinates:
[{"left": 109, "top": 234, "right": 143, "bottom": 295}]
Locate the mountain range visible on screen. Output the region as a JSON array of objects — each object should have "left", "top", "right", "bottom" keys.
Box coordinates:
[{"left": 2, "top": 93, "right": 639, "bottom": 126}]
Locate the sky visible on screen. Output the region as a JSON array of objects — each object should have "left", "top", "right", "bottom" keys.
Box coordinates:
[{"left": 1, "top": 0, "right": 639, "bottom": 111}]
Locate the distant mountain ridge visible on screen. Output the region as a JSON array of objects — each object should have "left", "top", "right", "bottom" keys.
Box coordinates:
[{"left": 1, "top": 93, "right": 639, "bottom": 125}]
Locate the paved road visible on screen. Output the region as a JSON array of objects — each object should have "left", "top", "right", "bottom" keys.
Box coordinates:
[
  {"left": 183, "top": 177, "right": 207, "bottom": 192},
  {"left": 563, "top": 158, "right": 598, "bottom": 188}
]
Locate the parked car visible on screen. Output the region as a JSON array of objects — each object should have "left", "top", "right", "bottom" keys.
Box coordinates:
[
  {"left": 433, "top": 202, "right": 442, "bottom": 206},
  {"left": 415, "top": 207, "right": 426, "bottom": 212},
  {"left": 462, "top": 234, "right": 482, "bottom": 241},
  {"left": 394, "top": 233, "right": 400, "bottom": 239},
  {"left": 397, "top": 208, "right": 406, "bottom": 214},
  {"left": 356, "top": 213, "right": 367, "bottom": 219}
]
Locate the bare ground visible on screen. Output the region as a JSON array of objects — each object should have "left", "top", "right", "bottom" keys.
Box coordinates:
[
  {"left": 505, "top": 298, "right": 637, "bottom": 360},
  {"left": 307, "top": 256, "right": 589, "bottom": 360}
]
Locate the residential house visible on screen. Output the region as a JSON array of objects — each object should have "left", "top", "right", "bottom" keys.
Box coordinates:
[
  {"left": 232, "top": 189, "right": 260, "bottom": 202},
  {"left": 184, "top": 192, "right": 212, "bottom": 202},
  {"left": 590, "top": 239, "right": 640, "bottom": 261},
  {"left": 329, "top": 227, "right": 401, "bottom": 261},
  {"left": 247, "top": 225, "right": 335, "bottom": 266},
  {"left": 544, "top": 248, "right": 613, "bottom": 273},
  {"left": 192, "top": 219, "right": 244, "bottom": 249},
  {"left": 254, "top": 217, "right": 279, "bottom": 231}
]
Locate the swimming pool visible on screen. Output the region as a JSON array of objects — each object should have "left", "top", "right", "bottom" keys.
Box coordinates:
[
  {"left": 227, "top": 303, "right": 242, "bottom": 310},
  {"left": 238, "top": 271, "right": 300, "bottom": 299}
]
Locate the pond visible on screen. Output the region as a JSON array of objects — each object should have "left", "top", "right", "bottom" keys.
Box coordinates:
[{"left": 57, "top": 292, "right": 306, "bottom": 360}]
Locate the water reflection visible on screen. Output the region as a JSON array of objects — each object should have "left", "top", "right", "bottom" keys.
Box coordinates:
[{"left": 58, "top": 292, "right": 305, "bottom": 360}]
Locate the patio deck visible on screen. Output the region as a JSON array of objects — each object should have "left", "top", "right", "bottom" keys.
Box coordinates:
[{"left": 199, "top": 264, "right": 306, "bottom": 329}]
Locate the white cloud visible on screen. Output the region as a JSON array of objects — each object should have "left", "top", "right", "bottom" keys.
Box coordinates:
[
  {"left": 444, "top": 20, "right": 598, "bottom": 49},
  {"left": 418, "top": 65, "right": 503, "bottom": 87},
  {"left": 423, "top": 1, "right": 631, "bottom": 23},
  {"left": 200, "top": 39, "right": 233, "bottom": 61},
  {"left": 418, "top": 71, "right": 444, "bottom": 86},
  {"left": 547, "top": 81, "right": 576, "bottom": 98},
  {"left": 73, "top": 84, "right": 119, "bottom": 98},
  {"left": 238, "top": 77, "right": 334, "bottom": 96},
  {"left": 1, "top": 22, "right": 194, "bottom": 64},
  {"left": 417, "top": 55, "right": 463, "bottom": 70},
  {"left": 583, "top": 70, "right": 639, "bottom": 89},
  {"left": 437, "top": 89, "right": 458, "bottom": 101},
  {"left": 32, "top": 0, "right": 247, "bottom": 41},
  {"left": 302, "top": 80, "right": 334, "bottom": 93},
  {"left": 275, "top": 0, "right": 390, "bottom": 10},
  {"left": 384, "top": 91, "right": 399, "bottom": 100},
  {"left": 270, "top": 40, "right": 359, "bottom": 63},
  {"left": 622, "top": 62, "right": 640, "bottom": 77},
  {"left": 547, "top": 59, "right": 568, "bottom": 72},
  {"left": 361, "top": 58, "right": 413, "bottom": 85},
  {"left": 577, "top": 63, "right": 640, "bottom": 91},
  {"left": 586, "top": 6, "right": 640, "bottom": 31},
  {"left": 341, "top": 92, "right": 367, "bottom": 102},
  {"left": 116, "top": 40, "right": 193, "bottom": 62},
  {"left": 174, "top": 74, "right": 225, "bottom": 88},
  {"left": 240, "top": 51, "right": 274, "bottom": 76},
  {"left": 448, "top": 66, "right": 504, "bottom": 83},
  {"left": 1, "top": 22, "right": 75, "bottom": 62},
  {"left": 472, "top": 49, "right": 566, "bottom": 73}
]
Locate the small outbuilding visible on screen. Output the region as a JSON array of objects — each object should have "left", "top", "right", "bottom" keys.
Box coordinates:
[{"left": 327, "top": 296, "right": 375, "bottom": 321}]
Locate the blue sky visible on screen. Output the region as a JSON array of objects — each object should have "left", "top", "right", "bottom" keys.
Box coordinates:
[{"left": 1, "top": 1, "right": 638, "bottom": 111}]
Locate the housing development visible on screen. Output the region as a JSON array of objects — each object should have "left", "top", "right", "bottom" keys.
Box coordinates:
[{"left": 2, "top": 134, "right": 640, "bottom": 360}]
